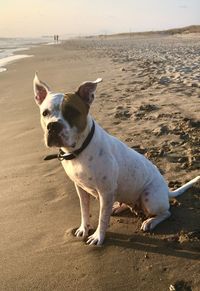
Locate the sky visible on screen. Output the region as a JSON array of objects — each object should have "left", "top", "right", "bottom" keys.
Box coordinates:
[{"left": 0, "top": 0, "right": 199, "bottom": 38}]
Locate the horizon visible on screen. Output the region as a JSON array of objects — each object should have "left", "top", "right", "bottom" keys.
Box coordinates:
[
  {"left": 0, "top": 0, "right": 200, "bottom": 38},
  {"left": 0, "top": 24, "right": 199, "bottom": 40}
]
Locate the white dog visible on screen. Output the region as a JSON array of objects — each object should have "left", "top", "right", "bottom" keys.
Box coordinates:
[{"left": 33, "top": 73, "right": 200, "bottom": 245}]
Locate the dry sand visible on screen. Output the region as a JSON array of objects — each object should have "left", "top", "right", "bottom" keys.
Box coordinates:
[{"left": 0, "top": 35, "right": 200, "bottom": 290}]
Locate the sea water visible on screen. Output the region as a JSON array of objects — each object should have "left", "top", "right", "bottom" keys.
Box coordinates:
[{"left": 0, "top": 37, "right": 50, "bottom": 72}]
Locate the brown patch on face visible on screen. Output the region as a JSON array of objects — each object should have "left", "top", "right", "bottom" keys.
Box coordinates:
[{"left": 61, "top": 93, "right": 89, "bottom": 132}]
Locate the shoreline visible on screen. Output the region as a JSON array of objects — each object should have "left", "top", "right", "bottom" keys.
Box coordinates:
[
  {"left": 0, "top": 38, "right": 54, "bottom": 73},
  {"left": 0, "top": 54, "right": 33, "bottom": 72}
]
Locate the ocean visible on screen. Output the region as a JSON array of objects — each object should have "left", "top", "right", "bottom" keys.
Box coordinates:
[{"left": 0, "top": 37, "right": 50, "bottom": 72}]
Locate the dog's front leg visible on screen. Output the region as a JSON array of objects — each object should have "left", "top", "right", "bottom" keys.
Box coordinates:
[
  {"left": 74, "top": 184, "right": 90, "bottom": 238},
  {"left": 87, "top": 192, "right": 114, "bottom": 246}
]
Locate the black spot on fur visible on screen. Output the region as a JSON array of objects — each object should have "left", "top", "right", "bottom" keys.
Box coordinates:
[{"left": 99, "top": 148, "right": 104, "bottom": 156}]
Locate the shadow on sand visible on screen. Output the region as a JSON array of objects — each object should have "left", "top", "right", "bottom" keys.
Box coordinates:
[{"left": 103, "top": 231, "right": 200, "bottom": 261}]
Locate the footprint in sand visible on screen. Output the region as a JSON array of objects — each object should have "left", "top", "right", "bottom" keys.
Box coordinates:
[
  {"left": 114, "top": 106, "right": 132, "bottom": 120},
  {"left": 135, "top": 103, "right": 160, "bottom": 119}
]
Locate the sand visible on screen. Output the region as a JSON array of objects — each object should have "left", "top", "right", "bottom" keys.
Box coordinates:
[{"left": 0, "top": 35, "right": 200, "bottom": 291}]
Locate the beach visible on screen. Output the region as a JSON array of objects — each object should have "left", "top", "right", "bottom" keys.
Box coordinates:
[{"left": 0, "top": 34, "right": 200, "bottom": 290}]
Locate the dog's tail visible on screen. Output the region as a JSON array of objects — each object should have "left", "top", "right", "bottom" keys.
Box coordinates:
[{"left": 168, "top": 176, "right": 200, "bottom": 198}]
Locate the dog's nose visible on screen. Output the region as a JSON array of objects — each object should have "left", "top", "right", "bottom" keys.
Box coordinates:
[{"left": 47, "top": 121, "right": 63, "bottom": 133}]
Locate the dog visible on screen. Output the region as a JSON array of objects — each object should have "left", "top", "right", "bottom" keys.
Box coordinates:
[{"left": 33, "top": 73, "right": 200, "bottom": 245}]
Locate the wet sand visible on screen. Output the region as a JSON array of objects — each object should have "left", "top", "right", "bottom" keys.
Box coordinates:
[{"left": 0, "top": 35, "right": 200, "bottom": 290}]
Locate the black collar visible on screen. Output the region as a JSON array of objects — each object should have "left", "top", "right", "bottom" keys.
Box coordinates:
[{"left": 44, "top": 120, "right": 95, "bottom": 161}]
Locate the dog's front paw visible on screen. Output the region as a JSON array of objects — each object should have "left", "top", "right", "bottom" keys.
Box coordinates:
[
  {"left": 86, "top": 230, "right": 105, "bottom": 246},
  {"left": 75, "top": 224, "right": 89, "bottom": 238}
]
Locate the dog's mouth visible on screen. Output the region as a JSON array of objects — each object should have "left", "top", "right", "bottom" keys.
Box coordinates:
[
  {"left": 47, "top": 132, "right": 63, "bottom": 147},
  {"left": 46, "top": 132, "right": 76, "bottom": 148}
]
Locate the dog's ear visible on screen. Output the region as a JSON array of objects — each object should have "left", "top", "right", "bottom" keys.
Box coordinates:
[
  {"left": 33, "top": 73, "right": 50, "bottom": 105},
  {"left": 76, "top": 78, "right": 102, "bottom": 106}
]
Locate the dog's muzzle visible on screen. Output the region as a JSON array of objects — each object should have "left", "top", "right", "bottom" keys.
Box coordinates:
[{"left": 47, "top": 121, "right": 64, "bottom": 147}]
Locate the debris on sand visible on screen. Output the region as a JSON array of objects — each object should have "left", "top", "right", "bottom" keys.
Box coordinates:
[{"left": 169, "top": 280, "right": 192, "bottom": 291}]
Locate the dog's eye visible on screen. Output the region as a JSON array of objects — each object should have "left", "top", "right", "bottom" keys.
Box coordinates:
[{"left": 42, "top": 109, "right": 50, "bottom": 117}]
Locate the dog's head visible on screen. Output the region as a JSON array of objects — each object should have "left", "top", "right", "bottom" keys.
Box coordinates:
[{"left": 33, "top": 73, "right": 102, "bottom": 148}]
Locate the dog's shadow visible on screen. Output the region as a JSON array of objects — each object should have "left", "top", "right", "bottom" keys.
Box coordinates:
[{"left": 103, "top": 230, "right": 200, "bottom": 260}]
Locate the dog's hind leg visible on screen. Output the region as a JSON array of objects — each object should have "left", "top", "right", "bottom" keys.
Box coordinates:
[
  {"left": 140, "top": 180, "right": 170, "bottom": 231},
  {"left": 140, "top": 210, "right": 171, "bottom": 231}
]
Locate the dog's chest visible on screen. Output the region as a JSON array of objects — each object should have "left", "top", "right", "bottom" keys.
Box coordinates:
[{"left": 61, "top": 159, "right": 99, "bottom": 198}]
